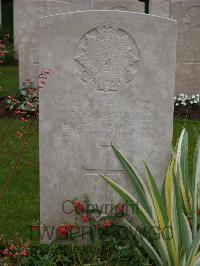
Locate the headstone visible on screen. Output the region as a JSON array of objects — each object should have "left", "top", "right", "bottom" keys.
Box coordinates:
[
  {"left": 0, "top": 0, "right": 2, "bottom": 25},
  {"left": 91, "top": 0, "right": 144, "bottom": 12},
  {"left": 39, "top": 11, "right": 177, "bottom": 243},
  {"left": 14, "top": 0, "right": 144, "bottom": 84},
  {"left": 13, "top": 0, "right": 91, "bottom": 53},
  {"left": 150, "top": 0, "right": 170, "bottom": 17},
  {"left": 14, "top": 0, "right": 72, "bottom": 84},
  {"left": 171, "top": 0, "right": 200, "bottom": 94}
]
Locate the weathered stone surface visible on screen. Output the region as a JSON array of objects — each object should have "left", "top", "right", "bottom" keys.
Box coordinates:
[
  {"left": 14, "top": 0, "right": 92, "bottom": 51},
  {"left": 91, "top": 0, "right": 144, "bottom": 12},
  {"left": 14, "top": 1, "right": 71, "bottom": 84},
  {"left": 171, "top": 0, "right": 200, "bottom": 94},
  {"left": 14, "top": 0, "right": 144, "bottom": 84},
  {"left": 39, "top": 11, "right": 176, "bottom": 242},
  {"left": 150, "top": 0, "right": 170, "bottom": 17},
  {"left": 0, "top": 0, "right": 2, "bottom": 25}
]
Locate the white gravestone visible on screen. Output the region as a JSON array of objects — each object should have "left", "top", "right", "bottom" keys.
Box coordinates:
[
  {"left": 171, "top": 0, "right": 200, "bottom": 94},
  {"left": 14, "top": 1, "right": 72, "bottom": 84},
  {"left": 91, "top": 0, "right": 144, "bottom": 12},
  {"left": 14, "top": 0, "right": 144, "bottom": 84},
  {"left": 150, "top": 0, "right": 170, "bottom": 18},
  {"left": 39, "top": 11, "right": 176, "bottom": 243}
]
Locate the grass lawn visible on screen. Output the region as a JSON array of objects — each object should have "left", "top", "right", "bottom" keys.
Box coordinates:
[
  {"left": 0, "top": 66, "right": 19, "bottom": 98},
  {"left": 0, "top": 118, "right": 39, "bottom": 239}
]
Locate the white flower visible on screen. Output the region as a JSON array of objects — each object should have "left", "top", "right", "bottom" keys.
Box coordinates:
[
  {"left": 196, "top": 94, "right": 199, "bottom": 97},
  {"left": 174, "top": 96, "right": 177, "bottom": 100},
  {"left": 175, "top": 103, "right": 179, "bottom": 106},
  {"left": 185, "top": 94, "right": 188, "bottom": 99},
  {"left": 192, "top": 95, "right": 195, "bottom": 99},
  {"left": 190, "top": 101, "right": 193, "bottom": 104},
  {"left": 181, "top": 102, "right": 186, "bottom": 106},
  {"left": 194, "top": 100, "right": 197, "bottom": 104}
]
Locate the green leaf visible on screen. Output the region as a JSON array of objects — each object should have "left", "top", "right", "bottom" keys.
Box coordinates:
[
  {"left": 180, "top": 211, "right": 192, "bottom": 257},
  {"left": 98, "top": 172, "right": 170, "bottom": 265},
  {"left": 193, "top": 252, "right": 200, "bottom": 266},
  {"left": 111, "top": 144, "right": 155, "bottom": 218},
  {"left": 144, "top": 162, "right": 168, "bottom": 230},
  {"left": 175, "top": 129, "right": 191, "bottom": 215},
  {"left": 124, "top": 219, "right": 163, "bottom": 266},
  {"left": 20, "top": 89, "right": 26, "bottom": 96},
  {"left": 186, "top": 229, "right": 200, "bottom": 266},
  {"left": 6, "top": 99, "right": 11, "bottom": 104},
  {"left": 144, "top": 162, "right": 178, "bottom": 265},
  {"left": 192, "top": 136, "right": 200, "bottom": 237}
]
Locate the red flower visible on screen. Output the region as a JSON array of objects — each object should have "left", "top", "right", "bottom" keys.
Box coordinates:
[
  {"left": 58, "top": 225, "right": 68, "bottom": 236},
  {"left": 20, "top": 250, "right": 28, "bottom": 257},
  {"left": 66, "top": 224, "right": 74, "bottom": 231},
  {"left": 13, "top": 252, "right": 19, "bottom": 258},
  {"left": 2, "top": 249, "right": 9, "bottom": 256},
  {"left": 115, "top": 204, "right": 125, "bottom": 214},
  {"left": 8, "top": 244, "right": 15, "bottom": 251},
  {"left": 31, "top": 224, "right": 39, "bottom": 232},
  {"left": 81, "top": 214, "right": 90, "bottom": 223},
  {"left": 20, "top": 117, "right": 28, "bottom": 122},
  {"left": 104, "top": 220, "right": 112, "bottom": 228},
  {"left": 27, "top": 102, "right": 33, "bottom": 107},
  {"left": 73, "top": 200, "right": 85, "bottom": 213}
]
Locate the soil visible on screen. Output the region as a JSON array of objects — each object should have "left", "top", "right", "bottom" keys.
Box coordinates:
[{"left": 174, "top": 108, "right": 200, "bottom": 120}]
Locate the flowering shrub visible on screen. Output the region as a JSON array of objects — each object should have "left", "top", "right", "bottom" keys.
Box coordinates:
[
  {"left": 0, "top": 30, "right": 14, "bottom": 65},
  {"left": 0, "top": 234, "right": 29, "bottom": 264},
  {"left": 57, "top": 197, "right": 131, "bottom": 244},
  {"left": 174, "top": 93, "right": 200, "bottom": 108},
  {"left": 6, "top": 69, "right": 52, "bottom": 117},
  {"left": 0, "top": 33, "right": 9, "bottom": 64},
  {"left": 174, "top": 93, "right": 200, "bottom": 119},
  {"left": 0, "top": 210, "right": 150, "bottom": 265}
]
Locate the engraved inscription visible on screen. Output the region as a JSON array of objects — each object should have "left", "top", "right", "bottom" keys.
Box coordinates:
[
  {"left": 74, "top": 24, "right": 140, "bottom": 92},
  {"left": 58, "top": 96, "right": 153, "bottom": 140}
]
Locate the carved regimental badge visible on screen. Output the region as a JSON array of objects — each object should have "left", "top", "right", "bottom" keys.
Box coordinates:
[{"left": 75, "top": 24, "right": 140, "bottom": 92}]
